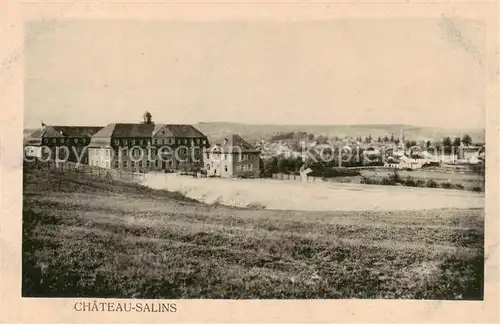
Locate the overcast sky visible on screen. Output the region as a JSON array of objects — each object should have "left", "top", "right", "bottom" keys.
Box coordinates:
[{"left": 24, "top": 19, "right": 486, "bottom": 129}]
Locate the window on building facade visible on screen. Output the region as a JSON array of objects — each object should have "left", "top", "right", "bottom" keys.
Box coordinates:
[
  {"left": 140, "top": 140, "right": 144, "bottom": 146},
  {"left": 123, "top": 161, "right": 128, "bottom": 167},
  {"left": 60, "top": 139, "right": 65, "bottom": 144},
  {"left": 114, "top": 161, "right": 119, "bottom": 168},
  {"left": 169, "top": 139, "right": 173, "bottom": 144},
  {"left": 122, "top": 140, "right": 128, "bottom": 145},
  {"left": 202, "top": 139, "right": 206, "bottom": 145},
  {"left": 44, "top": 139, "right": 48, "bottom": 144},
  {"left": 52, "top": 139, "right": 57, "bottom": 144},
  {"left": 206, "top": 164, "right": 210, "bottom": 170},
  {"left": 225, "top": 165, "right": 228, "bottom": 172},
  {"left": 146, "top": 161, "right": 150, "bottom": 167},
  {"left": 115, "top": 140, "right": 120, "bottom": 145},
  {"left": 155, "top": 160, "right": 159, "bottom": 167},
  {"left": 131, "top": 161, "right": 135, "bottom": 168},
  {"left": 248, "top": 164, "right": 253, "bottom": 171},
  {"left": 139, "top": 161, "right": 143, "bottom": 167},
  {"left": 131, "top": 140, "right": 136, "bottom": 145},
  {"left": 74, "top": 139, "right": 78, "bottom": 144}
]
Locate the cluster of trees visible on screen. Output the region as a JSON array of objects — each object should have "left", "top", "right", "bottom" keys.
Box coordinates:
[
  {"left": 260, "top": 155, "right": 303, "bottom": 177},
  {"left": 259, "top": 148, "right": 385, "bottom": 178},
  {"left": 270, "top": 132, "right": 315, "bottom": 141},
  {"left": 415, "top": 134, "right": 474, "bottom": 154},
  {"left": 355, "top": 134, "right": 400, "bottom": 144}
]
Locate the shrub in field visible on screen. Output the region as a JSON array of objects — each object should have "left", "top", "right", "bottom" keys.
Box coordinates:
[
  {"left": 360, "top": 176, "right": 380, "bottom": 185},
  {"left": 471, "top": 187, "right": 483, "bottom": 192},
  {"left": 441, "top": 182, "right": 454, "bottom": 189},
  {"left": 426, "top": 180, "right": 438, "bottom": 188},
  {"left": 403, "top": 176, "right": 417, "bottom": 187},
  {"left": 454, "top": 184, "right": 465, "bottom": 190},
  {"left": 380, "top": 177, "right": 396, "bottom": 186},
  {"left": 416, "top": 180, "right": 426, "bottom": 187},
  {"left": 422, "top": 162, "right": 440, "bottom": 168}
]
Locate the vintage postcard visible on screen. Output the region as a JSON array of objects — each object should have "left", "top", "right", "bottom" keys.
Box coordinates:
[{"left": 1, "top": 0, "right": 499, "bottom": 323}]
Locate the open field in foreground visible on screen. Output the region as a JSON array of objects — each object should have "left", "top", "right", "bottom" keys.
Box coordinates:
[
  {"left": 143, "top": 173, "right": 484, "bottom": 211},
  {"left": 23, "top": 168, "right": 484, "bottom": 299}
]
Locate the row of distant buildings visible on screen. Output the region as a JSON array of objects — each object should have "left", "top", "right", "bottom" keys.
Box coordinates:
[
  {"left": 24, "top": 112, "right": 262, "bottom": 178},
  {"left": 256, "top": 136, "right": 485, "bottom": 170}
]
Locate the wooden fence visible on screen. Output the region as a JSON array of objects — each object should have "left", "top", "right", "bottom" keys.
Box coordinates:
[{"left": 25, "top": 160, "right": 145, "bottom": 184}]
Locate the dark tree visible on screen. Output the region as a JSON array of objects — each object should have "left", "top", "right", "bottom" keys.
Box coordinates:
[
  {"left": 442, "top": 137, "right": 453, "bottom": 154},
  {"left": 462, "top": 134, "right": 473, "bottom": 146},
  {"left": 442, "top": 137, "right": 452, "bottom": 147},
  {"left": 264, "top": 156, "right": 278, "bottom": 176}
]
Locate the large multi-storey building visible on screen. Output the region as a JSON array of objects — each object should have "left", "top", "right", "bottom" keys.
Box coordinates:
[
  {"left": 87, "top": 113, "right": 209, "bottom": 172},
  {"left": 24, "top": 125, "right": 103, "bottom": 164},
  {"left": 204, "top": 134, "right": 261, "bottom": 178}
]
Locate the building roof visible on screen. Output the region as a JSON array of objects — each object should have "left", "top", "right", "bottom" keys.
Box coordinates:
[
  {"left": 91, "top": 123, "right": 207, "bottom": 139},
  {"left": 88, "top": 122, "right": 208, "bottom": 147},
  {"left": 27, "top": 126, "right": 103, "bottom": 139},
  {"left": 209, "top": 134, "right": 259, "bottom": 153},
  {"left": 91, "top": 123, "right": 156, "bottom": 138},
  {"left": 163, "top": 124, "right": 206, "bottom": 138}
]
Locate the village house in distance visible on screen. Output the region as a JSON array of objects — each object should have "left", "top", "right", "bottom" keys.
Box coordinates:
[
  {"left": 88, "top": 112, "right": 209, "bottom": 172},
  {"left": 204, "top": 134, "right": 261, "bottom": 178}
]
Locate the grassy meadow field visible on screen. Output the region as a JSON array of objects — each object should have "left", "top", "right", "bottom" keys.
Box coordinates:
[{"left": 23, "top": 167, "right": 484, "bottom": 299}]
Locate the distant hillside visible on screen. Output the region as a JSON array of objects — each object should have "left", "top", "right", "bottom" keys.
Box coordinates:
[
  {"left": 24, "top": 128, "right": 37, "bottom": 138},
  {"left": 195, "top": 122, "right": 485, "bottom": 144},
  {"left": 23, "top": 123, "right": 485, "bottom": 145}
]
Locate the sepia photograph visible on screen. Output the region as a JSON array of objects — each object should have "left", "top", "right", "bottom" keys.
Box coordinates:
[{"left": 19, "top": 16, "right": 490, "bottom": 302}]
